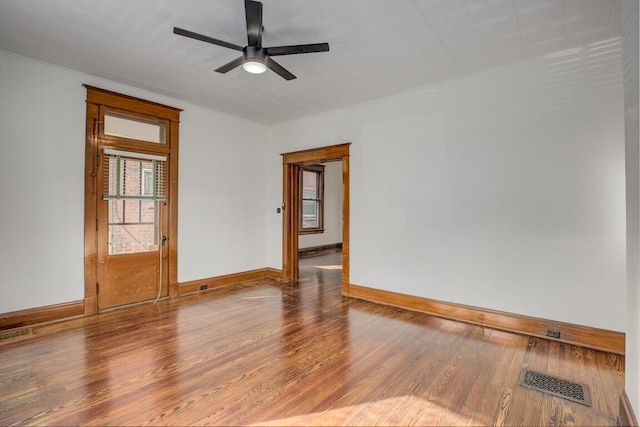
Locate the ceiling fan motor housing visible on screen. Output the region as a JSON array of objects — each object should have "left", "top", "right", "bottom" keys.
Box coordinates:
[{"left": 244, "top": 45, "right": 267, "bottom": 65}]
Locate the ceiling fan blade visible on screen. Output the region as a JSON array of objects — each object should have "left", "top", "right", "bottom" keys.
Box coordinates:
[
  {"left": 265, "top": 43, "right": 330, "bottom": 56},
  {"left": 266, "top": 58, "right": 296, "bottom": 80},
  {"left": 173, "top": 27, "right": 243, "bottom": 52},
  {"left": 245, "top": 0, "right": 263, "bottom": 48},
  {"left": 215, "top": 56, "right": 244, "bottom": 74}
]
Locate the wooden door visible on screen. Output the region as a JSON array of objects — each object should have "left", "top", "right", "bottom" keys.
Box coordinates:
[
  {"left": 96, "top": 151, "right": 169, "bottom": 309},
  {"left": 84, "top": 86, "right": 181, "bottom": 313}
]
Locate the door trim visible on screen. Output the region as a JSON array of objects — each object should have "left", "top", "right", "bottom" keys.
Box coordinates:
[
  {"left": 83, "top": 85, "right": 181, "bottom": 315},
  {"left": 281, "top": 143, "right": 351, "bottom": 294}
]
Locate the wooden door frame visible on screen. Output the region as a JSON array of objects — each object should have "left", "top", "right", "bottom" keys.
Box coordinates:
[
  {"left": 83, "top": 85, "right": 181, "bottom": 315},
  {"left": 281, "top": 143, "right": 351, "bottom": 294}
]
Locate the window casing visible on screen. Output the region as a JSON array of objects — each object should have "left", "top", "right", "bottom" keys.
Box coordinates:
[{"left": 299, "top": 165, "right": 324, "bottom": 234}]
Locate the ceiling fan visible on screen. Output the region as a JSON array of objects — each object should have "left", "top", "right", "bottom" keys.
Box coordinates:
[{"left": 173, "top": 0, "right": 330, "bottom": 81}]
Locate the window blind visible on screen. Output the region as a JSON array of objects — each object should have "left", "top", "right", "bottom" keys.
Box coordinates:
[{"left": 103, "top": 150, "right": 166, "bottom": 201}]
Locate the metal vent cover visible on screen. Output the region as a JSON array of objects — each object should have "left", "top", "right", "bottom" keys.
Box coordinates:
[{"left": 519, "top": 370, "right": 591, "bottom": 406}]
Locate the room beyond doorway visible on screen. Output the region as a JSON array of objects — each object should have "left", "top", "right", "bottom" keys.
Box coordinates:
[{"left": 298, "top": 161, "right": 343, "bottom": 277}]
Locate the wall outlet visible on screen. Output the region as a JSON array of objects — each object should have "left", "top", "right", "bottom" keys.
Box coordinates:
[
  {"left": 545, "top": 329, "right": 561, "bottom": 339},
  {"left": 200, "top": 284, "right": 208, "bottom": 291}
]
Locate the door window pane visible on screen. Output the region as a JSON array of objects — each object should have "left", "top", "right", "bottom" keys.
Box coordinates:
[
  {"left": 103, "top": 154, "right": 166, "bottom": 201},
  {"left": 108, "top": 200, "right": 158, "bottom": 255},
  {"left": 104, "top": 153, "right": 162, "bottom": 255}
]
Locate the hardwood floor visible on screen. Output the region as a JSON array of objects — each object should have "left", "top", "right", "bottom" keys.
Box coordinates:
[{"left": 0, "top": 250, "right": 625, "bottom": 426}]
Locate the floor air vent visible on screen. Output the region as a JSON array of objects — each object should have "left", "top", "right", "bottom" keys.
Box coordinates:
[
  {"left": 0, "top": 328, "right": 32, "bottom": 342},
  {"left": 519, "top": 370, "right": 591, "bottom": 406}
]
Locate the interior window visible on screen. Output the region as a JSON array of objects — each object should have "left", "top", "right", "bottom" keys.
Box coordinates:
[{"left": 299, "top": 165, "right": 324, "bottom": 234}]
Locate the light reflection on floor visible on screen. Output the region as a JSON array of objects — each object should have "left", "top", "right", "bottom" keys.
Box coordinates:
[{"left": 252, "top": 395, "right": 469, "bottom": 426}]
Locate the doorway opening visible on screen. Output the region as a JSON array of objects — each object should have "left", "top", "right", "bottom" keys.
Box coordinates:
[
  {"left": 298, "top": 161, "right": 343, "bottom": 285},
  {"left": 281, "top": 143, "right": 350, "bottom": 294}
]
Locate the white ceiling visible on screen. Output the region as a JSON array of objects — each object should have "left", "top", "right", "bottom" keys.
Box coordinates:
[{"left": 0, "top": 0, "right": 623, "bottom": 124}]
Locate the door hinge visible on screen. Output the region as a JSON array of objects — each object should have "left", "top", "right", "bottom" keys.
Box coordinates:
[
  {"left": 96, "top": 282, "right": 99, "bottom": 295},
  {"left": 96, "top": 219, "right": 99, "bottom": 231}
]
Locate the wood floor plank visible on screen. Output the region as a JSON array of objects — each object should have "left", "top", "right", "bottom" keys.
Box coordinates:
[{"left": 0, "top": 250, "right": 625, "bottom": 426}]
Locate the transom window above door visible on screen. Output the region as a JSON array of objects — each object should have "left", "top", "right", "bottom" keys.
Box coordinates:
[{"left": 104, "top": 111, "right": 166, "bottom": 144}]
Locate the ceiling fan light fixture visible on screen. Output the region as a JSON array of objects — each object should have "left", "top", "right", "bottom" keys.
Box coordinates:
[
  {"left": 242, "top": 45, "right": 267, "bottom": 74},
  {"left": 243, "top": 60, "right": 267, "bottom": 74}
]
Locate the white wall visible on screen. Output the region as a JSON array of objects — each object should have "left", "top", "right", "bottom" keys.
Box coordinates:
[
  {"left": 178, "top": 106, "right": 269, "bottom": 282},
  {"left": 0, "top": 52, "right": 86, "bottom": 313},
  {"left": 0, "top": 51, "right": 269, "bottom": 313},
  {"left": 622, "top": 0, "right": 640, "bottom": 415},
  {"left": 268, "top": 40, "right": 626, "bottom": 332},
  {"left": 299, "top": 161, "right": 343, "bottom": 249}
]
